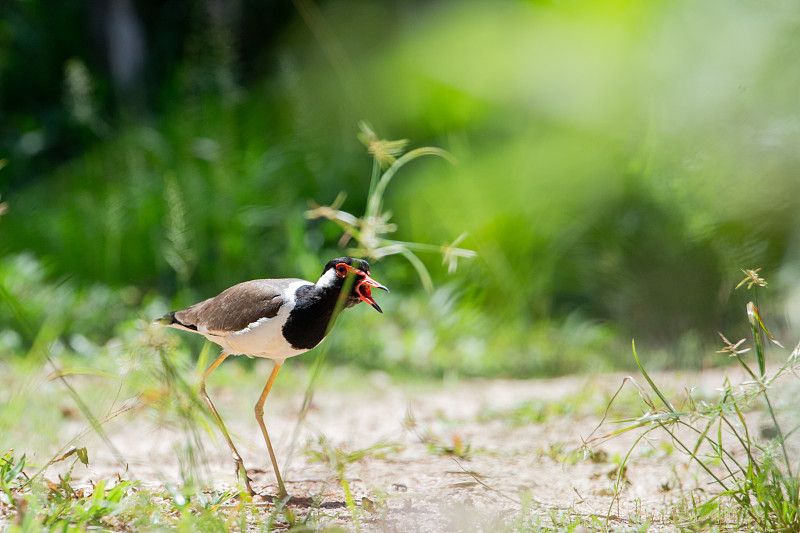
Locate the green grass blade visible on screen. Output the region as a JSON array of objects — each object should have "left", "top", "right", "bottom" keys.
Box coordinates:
[
  {"left": 747, "top": 302, "right": 767, "bottom": 377},
  {"left": 632, "top": 340, "right": 675, "bottom": 413},
  {"left": 399, "top": 248, "right": 434, "bottom": 293},
  {"left": 366, "top": 147, "right": 455, "bottom": 220}
]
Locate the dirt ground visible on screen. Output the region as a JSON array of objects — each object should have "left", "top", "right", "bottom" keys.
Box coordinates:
[{"left": 37, "top": 364, "right": 783, "bottom": 531}]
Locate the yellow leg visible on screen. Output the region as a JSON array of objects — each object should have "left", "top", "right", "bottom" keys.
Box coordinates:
[
  {"left": 254, "top": 360, "right": 287, "bottom": 498},
  {"left": 200, "top": 351, "right": 255, "bottom": 495}
]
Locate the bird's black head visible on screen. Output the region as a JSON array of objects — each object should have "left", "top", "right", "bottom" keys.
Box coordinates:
[{"left": 319, "top": 257, "right": 389, "bottom": 313}]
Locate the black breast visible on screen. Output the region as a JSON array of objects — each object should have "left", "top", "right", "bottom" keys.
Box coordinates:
[{"left": 281, "top": 285, "right": 340, "bottom": 350}]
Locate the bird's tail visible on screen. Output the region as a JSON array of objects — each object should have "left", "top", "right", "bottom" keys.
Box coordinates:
[{"left": 153, "top": 312, "right": 177, "bottom": 326}]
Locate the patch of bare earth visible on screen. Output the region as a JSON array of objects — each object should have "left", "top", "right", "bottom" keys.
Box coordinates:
[{"left": 41, "top": 365, "right": 784, "bottom": 531}]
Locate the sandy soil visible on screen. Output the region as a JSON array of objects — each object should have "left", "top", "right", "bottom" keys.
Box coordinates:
[{"left": 28, "top": 362, "right": 788, "bottom": 531}]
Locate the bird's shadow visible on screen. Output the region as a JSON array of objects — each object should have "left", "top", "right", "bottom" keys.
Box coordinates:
[
  {"left": 245, "top": 472, "right": 348, "bottom": 508},
  {"left": 255, "top": 494, "right": 347, "bottom": 509}
]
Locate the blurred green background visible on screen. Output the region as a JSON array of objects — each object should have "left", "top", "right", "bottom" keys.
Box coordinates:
[{"left": 2, "top": 0, "right": 800, "bottom": 378}]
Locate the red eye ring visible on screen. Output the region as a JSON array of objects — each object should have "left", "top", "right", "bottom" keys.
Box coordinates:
[{"left": 335, "top": 263, "right": 348, "bottom": 278}]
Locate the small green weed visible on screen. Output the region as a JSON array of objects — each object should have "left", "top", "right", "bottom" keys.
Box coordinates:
[
  {"left": 590, "top": 267, "right": 800, "bottom": 532},
  {"left": 0, "top": 451, "right": 26, "bottom": 483},
  {"left": 479, "top": 387, "right": 598, "bottom": 426},
  {"left": 0, "top": 450, "right": 27, "bottom": 511},
  {"left": 15, "top": 475, "right": 139, "bottom": 531},
  {"left": 429, "top": 432, "right": 472, "bottom": 459},
  {"left": 307, "top": 121, "right": 476, "bottom": 291},
  {"left": 2, "top": 464, "right": 294, "bottom": 532},
  {"left": 537, "top": 443, "right": 586, "bottom": 466},
  {"left": 402, "top": 409, "right": 476, "bottom": 459},
  {"left": 305, "top": 436, "right": 401, "bottom": 529}
]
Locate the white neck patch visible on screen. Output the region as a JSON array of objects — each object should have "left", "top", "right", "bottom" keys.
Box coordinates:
[{"left": 315, "top": 268, "right": 339, "bottom": 289}]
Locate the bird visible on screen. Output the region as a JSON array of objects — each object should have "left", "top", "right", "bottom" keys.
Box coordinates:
[{"left": 154, "top": 257, "right": 388, "bottom": 498}]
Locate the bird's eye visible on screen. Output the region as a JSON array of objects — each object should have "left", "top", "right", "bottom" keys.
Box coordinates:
[{"left": 335, "top": 263, "right": 348, "bottom": 278}]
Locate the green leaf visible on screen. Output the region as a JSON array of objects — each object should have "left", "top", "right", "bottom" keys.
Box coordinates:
[{"left": 76, "top": 447, "right": 89, "bottom": 466}]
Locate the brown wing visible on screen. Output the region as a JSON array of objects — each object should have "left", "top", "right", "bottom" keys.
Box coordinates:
[{"left": 173, "top": 279, "right": 300, "bottom": 333}]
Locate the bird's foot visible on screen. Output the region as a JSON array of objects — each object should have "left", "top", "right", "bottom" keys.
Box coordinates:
[
  {"left": 233, "top": 460, "right": 255, "bottom": 495},
  {"left": 243, "top": 477, "right": 255, "bottom": 496}
]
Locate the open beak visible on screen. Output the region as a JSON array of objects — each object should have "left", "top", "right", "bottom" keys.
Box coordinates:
[{"left": 355, "top": 272, "right": 389, "bottom": 313}]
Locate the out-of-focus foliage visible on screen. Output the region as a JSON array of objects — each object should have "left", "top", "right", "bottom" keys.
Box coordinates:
[{"left": 2, "top": 0, "right": 800, "bottom": 374}]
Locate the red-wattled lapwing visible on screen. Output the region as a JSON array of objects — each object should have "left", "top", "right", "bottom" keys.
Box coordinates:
[{"left": 155, "top": 257, "right": 388, "bottom": 497}]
